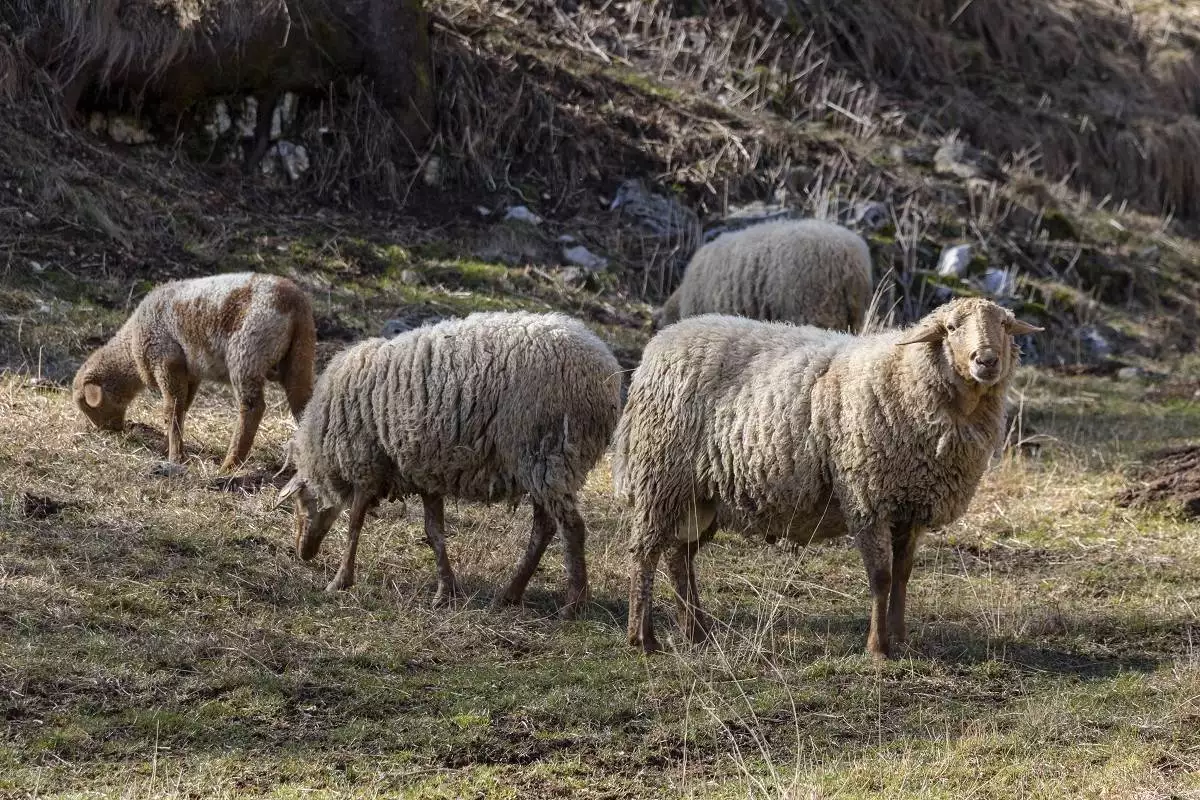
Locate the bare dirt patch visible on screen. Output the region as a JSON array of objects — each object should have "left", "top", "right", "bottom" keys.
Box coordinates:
[{"left": 1115, "top": 445, "right": 1200, "bottom": 517}]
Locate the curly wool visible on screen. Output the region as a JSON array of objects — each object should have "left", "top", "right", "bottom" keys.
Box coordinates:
[
  {"left": 657, "top": 218, "right": 874, "bottom": 332},
  {"left": 615, "top": 300, "right": 1017, "bottom": 550},
  {"left": 293, "top": 311, "right": 623, "bottom": 516}
]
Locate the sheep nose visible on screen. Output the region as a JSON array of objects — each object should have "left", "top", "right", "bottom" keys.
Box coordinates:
[{"left": 973, "top": 350, "right": 999, "bottom": 368}]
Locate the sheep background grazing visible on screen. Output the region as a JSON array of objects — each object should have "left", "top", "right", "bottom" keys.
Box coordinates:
[
  {"left": 72, "top": 272, "right": 315, "bottom": 471},
  {"left": 654, "top": 218, "right": 874, "bottom": 333},
  {"left": 613, "top": 297, "right": 1042, "bottom": 657},
  {"left": 276, "top": 311, "right": 624, "bottom": 617}
]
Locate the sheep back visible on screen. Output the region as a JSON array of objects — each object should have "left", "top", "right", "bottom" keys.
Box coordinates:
[
  {"left": 129, "top": 271, "right": 311, "bottom": 387},
  {"left": 294, "top": 311, "right": 623, "bottom": 511},
  {"left": 670, "top": 219, "right": 873, "bottom": 332}
]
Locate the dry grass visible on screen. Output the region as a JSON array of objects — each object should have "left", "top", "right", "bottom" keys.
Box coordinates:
[{"left": 2, "top": 354, "right": 1200, "bottom": 798}]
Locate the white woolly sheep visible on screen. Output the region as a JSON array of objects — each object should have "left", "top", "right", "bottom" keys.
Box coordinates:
[
  {"left": 654, "top": 218, "right": 874, "bottom": 332},
  {"left": 72, "top": 272, "right": 315, "bottom": 471},
  {"left": 275, "top": 311, "right": 623, "bottom": 617},
  {"left": 613, "top": 297, "right": 1042, "bottom": 658}
]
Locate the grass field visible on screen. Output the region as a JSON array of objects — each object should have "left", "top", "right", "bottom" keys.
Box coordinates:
[{"left": 2, "top": 359, "right": 1199, "bottom": 798}]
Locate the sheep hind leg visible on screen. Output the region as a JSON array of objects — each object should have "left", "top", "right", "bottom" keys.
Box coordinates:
[
  {"left": 326, "top": 488, "right": 372, "bottom": 592},
  {"left": 627, "top": 540, "right": 664, "bottom": 654},
  {"left": 556, "top": 502, "right": 590, "bottom": 620},
  {"left": 666, "top": 524, "right": 715, "bottom": 644},
  {"left": 497, "top": 500, "right": 556, "bottom": 610},
  {"left": 421, "top": 493, "right": 461, "bottom": 607},
  {"left": 220, "top": 380, "right": 265, "bottom": 473}
]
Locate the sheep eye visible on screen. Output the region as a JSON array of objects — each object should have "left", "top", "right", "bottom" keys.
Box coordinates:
[{"left": 945, "top": 323, "right": 957, "bottom": 332}]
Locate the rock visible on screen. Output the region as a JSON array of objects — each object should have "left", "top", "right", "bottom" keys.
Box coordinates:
[
  {"left": 275, "top": 141, "right": 309, "bottom": 182},
  {"left": 978, "top": 268, "right": 1015, "bottom": 297},
  {"left": 852, "top": 201, "right": 890, "bottom": 232},
  {"left": 563, "top": 245, "right": 608, "bottom": 271},
  {"left": 934, "top": 138, "right": 1005, "bottom": 182},
  {"left": 558, "top": 267, "right": 590, "bottom": 288},
  {"left": 891, "top": 143, "right": 937, "bottom": 166},
  {"left": 609, "top": 178, "right": 701, "bottom": 243},
  {"left": 504, "top": 205, "right": 543, "bottom": 225},
  {"left": 937, "top": 244, "right": 973, "bottom": 278},
  {"left": 1080, "top": 326, "right": 1112, "bottom": 360},
  {"left": 270, "top": 92, "right": 299, "bottom": 140},
  {"left": 422, "top": 155, "right": 443, "bottom": 188},
  {"left": 399, "top": 269, "right": 421, "bottom": 285},
  {"left": 204, "top": 100, "right": 233, "bottom": 138},
  {"left": 150, "top": 461, "right": 188, "bottom": 478},
  {"left": 476, "top": 206, "right": 492, "bottom": 217},
  {"left": 558, "top": 234, "right": 577, "bottom": 243},
  {"left": 1116, "top": 366, "right": 1145, "bottom": 381},
  {"left": 106, "top": 114, "right": 155, "bottom": 145}
]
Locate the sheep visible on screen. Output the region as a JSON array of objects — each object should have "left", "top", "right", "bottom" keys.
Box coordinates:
[
  {"left": 274, "top": 311, "right": 623, "bottom": 617},
  {"left": 613, "top": 297, "right": 1042, "bottom": 658},
  {"left": 654, "top": 218, "right": 874, "bottom": 333},
  {"left": 72, "top": 272, "right": 315, "bottom": 471}
]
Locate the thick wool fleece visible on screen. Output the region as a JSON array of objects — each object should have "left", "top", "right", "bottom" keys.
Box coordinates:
[
  {"left": 72, "top": 271, "right": 314, "bottom": 467},
  {"left": 658, "top": 218, "right": 873, "bottom": 332},
  {"left": 614, "top": 297, "right": 1037, "bottom": 654},
  {"left": 293, "top": 311, "right": 623, "bottom": 516}
]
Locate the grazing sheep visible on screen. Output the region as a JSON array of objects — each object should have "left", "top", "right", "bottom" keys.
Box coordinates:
[
  {"left": 654, "top": 219, "right": 874, "bottom": 333},
  {"left": 275, "top": 311, "right": 623, "bottom": 617},
  {"left": 72, "top": 272, "right": 315, "bottom": 471},
  {"left": 614, "top": 297, "right": 1042, "bottom": 658}
]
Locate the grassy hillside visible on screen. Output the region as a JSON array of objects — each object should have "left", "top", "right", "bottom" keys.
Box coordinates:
[{"left": 3, "top": 0, "right": 1200, "bottom": 796}]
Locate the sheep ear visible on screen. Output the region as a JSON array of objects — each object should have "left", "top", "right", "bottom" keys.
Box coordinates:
[
  {"left": 897, "top": 322, "right": 944, "bottom": 345},
  {"left": 1006, "top": 318, "right": 1044, "bottom": 336},
  {"left": 83, "top": 383, "right": 104, "bottom": 408},
  {"left": 273, "top": 474, "right": 305, "bottom": 509}
]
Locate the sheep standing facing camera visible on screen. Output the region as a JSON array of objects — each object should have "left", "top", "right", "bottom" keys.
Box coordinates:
[
  {"left": 614, "top": 297, "right": 1042, "bottom": 658},
  {"left": 276, "top": 311, "right": 623, "bottom": 618},
  {"left": 72, "top": 272, "right": 315, "bottom": 472},
  {"left": 654, "top": 218, "right": 874, "bottom": 332}
]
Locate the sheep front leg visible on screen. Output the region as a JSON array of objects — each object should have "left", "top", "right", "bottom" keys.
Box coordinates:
[
  {"left": 155, "top": 362, "right": 191, "bottom": 464},
  {"left": 221, "top": 379, "right": 266, "bottom": 473},
  {"left": 498, "top": 501, "right": 556, "bottom": 609},
  {"left": 856, "top": 520, "right": 894, "bottom": 661},
  {"left": 887, "top": 527, "right": 919, "bottom": 651},
  {"left": 326, "top": 488, "right": 372, "bottom": 592},
  {"left": 421, "top": 493, "right": 461, "bottom": 607}
]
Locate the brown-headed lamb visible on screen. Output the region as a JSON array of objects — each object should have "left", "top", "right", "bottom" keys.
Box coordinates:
[
  {"left": 72, "top": 272, "right": 315, "bottom": 471},
  {"left": 275, "top": 311, "right": 623, "bottom": 618},
  {"left": 613, "top": 297, "right": 1042, "bottom": 658},
  {"left": 654, "top": 218, "right": 874, "bottom": 332}
]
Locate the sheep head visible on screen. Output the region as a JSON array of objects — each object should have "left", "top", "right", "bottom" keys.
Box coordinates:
[
  {"left": 897, "top": 297, "right": 1042, "bottom": 388},
  {"left": 72, "top": 350, "right": 138, "bottom": 432},
  {"left": 276, "top": 473, "right": 343, "bottom": 561}
]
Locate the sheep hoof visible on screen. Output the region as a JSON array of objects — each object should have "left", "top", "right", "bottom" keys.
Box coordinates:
[
  {"left": 682, "top": 615, "right": 713, "bottom": 644},
  {"left": 558, "top": 593, "right": 590, "bottom": 620},
  {"left": 432, "top": 582, "right": 462, "bottom": 608},
  {"left": 325, "top": 574, "right": 353, "bottom": 592},
  {"left": 629, "top": 631, "right": 662, "bottom": 654}
]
